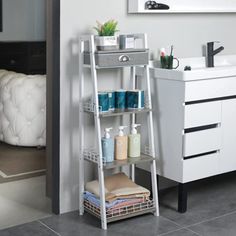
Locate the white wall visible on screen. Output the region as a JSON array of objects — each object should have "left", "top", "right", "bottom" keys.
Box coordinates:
[
  {"left": 0, "top": 0, "right": 46, "bottom": 41},
  {"left": 60, "top": 0, "right": 236, "bottom": 213}
]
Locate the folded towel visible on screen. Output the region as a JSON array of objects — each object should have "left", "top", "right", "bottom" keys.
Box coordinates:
[
  {"left": 85, "top": 173, "right": 150, "bottom": 202},
  {"left": 84, "top": 191, "right": 146, "bottom": 210},
  {"left": 84, "top": 191, "right": 127, "bottom": 209}
]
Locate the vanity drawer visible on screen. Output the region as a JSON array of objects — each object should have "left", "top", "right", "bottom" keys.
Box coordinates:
[
  {"left": 183, "top": 127, "right": 221, "bottom": 157},
  {"left": 184, "top": 101, "right": 221, "bottom": 129},
  {"left": 183, "top": 152, "right": 219, "bottom": 183},
  {"left": 185, "top": 77, "right": 236, "bottom": 102}
]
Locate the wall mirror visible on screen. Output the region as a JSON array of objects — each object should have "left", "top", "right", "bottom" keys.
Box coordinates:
[{"left": 128, "top": 0, "right": 236, "bottom": 13}]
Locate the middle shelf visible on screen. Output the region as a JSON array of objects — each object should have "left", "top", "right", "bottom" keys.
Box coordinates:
[
  {"left": 83, "top": 149, "right": 155, "bottom": 169},
  {"left": 83, "top": 102, "right": 152, "bottom": 117}
]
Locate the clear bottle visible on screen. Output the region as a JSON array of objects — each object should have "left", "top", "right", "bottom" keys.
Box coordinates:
[
  {"left": 115, "top": 126, "right": 128, "bottom": 160},
  {"left": 128, "top": 124, "right": 141, "bottom": 158},
  {"left": 101, "top": 127, "right": 114, "bottom": 163}
]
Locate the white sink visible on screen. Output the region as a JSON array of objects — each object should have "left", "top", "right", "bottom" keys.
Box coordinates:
[{"left": 150, "top": 55, "right": 236, "bottom": 81}]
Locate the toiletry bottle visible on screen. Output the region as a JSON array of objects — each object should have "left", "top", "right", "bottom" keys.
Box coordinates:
[
  {"left": 128, "top": 124, "right": 141, "bottom": 158},
  {"left": 115, "top": 126, "right": 128, "bottom": 160},
  {"left": 160, "top": 48, "right": 166, "bottom": 57},
  {"left": 102, "top": 127, "right": 114, "bottom": 163},
  {"left": 160, "top": 48, "right": 167, "bottom": 69}
]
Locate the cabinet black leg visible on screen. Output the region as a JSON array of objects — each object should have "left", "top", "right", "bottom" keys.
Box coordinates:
[{"left": 178, "top": 183, "right": 188, "bottom": 213}]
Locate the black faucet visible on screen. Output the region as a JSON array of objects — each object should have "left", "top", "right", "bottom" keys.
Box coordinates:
[{"left": 207, "top": 41, "right": 224, "bottom": 67}]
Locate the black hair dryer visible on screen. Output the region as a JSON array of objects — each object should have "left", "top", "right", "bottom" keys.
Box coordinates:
[{"left": 145, "top": 1, "right": 170, "bottom": 10}]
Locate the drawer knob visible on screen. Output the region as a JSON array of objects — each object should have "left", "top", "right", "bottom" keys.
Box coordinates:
[
  {"left": 119, "top": 55, "right": 130, "bottom": 62},
  {"left": 10, "top": 59, "right": 16, "bottom": 65}
]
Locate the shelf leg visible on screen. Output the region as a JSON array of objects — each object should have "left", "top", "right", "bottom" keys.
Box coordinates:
[
  {"left": 78, "top": 38, "right": 85, "bottom": 216},
  {"left": 98, "top": 165, "right": 107, "bottom": 230},
  {"left": 178, "top": 183, "right": 188, "bottom": 213},
  {"left": 151, "top": 160, "right": 160, "bottom": 216},
  {"left": 157, "top": 174, "right": 160, "bottom": 194},
  {"left": 89, "top": 35, "right": 107, "bottom": 230},
  {"left": 79, "top": 152, "right": 84, "bottom": 215},
  {"left": 131, "top": 164, "right": 135, "bottom": 182},
  {"left": 130, "top": 66, "right": 136, "bottom": 183},
  {"left": 143, "top": 62, "right": 160, "bottom": 216}
]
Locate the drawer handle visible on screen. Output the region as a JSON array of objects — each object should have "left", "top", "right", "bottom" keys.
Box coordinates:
[
  {"left": 184, "top": 150, "right": 219, "bottom": 160},
  {"left": 119, "top": 55, "right": 130, "bottom": 62},
  {"left": 184, "top": 124, "right": 219, "bottom": 133}
]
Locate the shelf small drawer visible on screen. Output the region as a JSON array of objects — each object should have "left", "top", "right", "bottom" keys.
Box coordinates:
[
  {"left": 185, "top": 77, "right": 236, "bottom": 102},
  {"left": 183, "top": 127, "right": 221, "bottom": 157},
  {"left": 184, "top": 101, "right": 221, "bottom": 129},
  {"left": 84, "top": 49, "right": 149, "bottom": 68},
  {"left": 183, "top": 152, "right": 219, "bottom": 183}
]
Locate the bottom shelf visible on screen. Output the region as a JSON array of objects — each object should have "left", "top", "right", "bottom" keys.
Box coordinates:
[{"left": 84, "top": 199, "right": 155, "bottom": 223}]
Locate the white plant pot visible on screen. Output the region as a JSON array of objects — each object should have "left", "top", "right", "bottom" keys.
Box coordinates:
[{"left": 95, "top": 36, "right": 118, "bottom": 51}]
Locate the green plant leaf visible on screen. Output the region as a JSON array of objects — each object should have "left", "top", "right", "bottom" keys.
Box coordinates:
[{"left": 93, "top": 19, "right": 119, "bottom": 36}]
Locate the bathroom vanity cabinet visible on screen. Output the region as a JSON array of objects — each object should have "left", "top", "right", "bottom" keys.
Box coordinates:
[
  {"left": 154, "top": 76, "right": 236, "bottom": 183},
  {"left": 221, "top": 99, "right": 236, "bottom": 173},
  {"left": 139, "top": 62, "right": 236, "bottom": 212}
]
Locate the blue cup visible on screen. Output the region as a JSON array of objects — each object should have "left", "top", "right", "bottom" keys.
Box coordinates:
[
  {"left": 98, "top": 92, "right": 109, "bottom": 112},
  {"left": 115, "top": 90, "right": 126, "bottom": 110},
  {"left": 126, "top": 90, "right": 145, "bottom": 109},
  {"left": 107, "top": 91, "right": 115, "bottom": 111}
]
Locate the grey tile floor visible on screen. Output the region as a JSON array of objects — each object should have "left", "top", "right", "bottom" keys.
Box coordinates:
[
  {"left": 2, "top": 172, "right": 236, "bottom": 236},
  {"left": 0, "top": 176, "right": 51, "bottom": 230}
]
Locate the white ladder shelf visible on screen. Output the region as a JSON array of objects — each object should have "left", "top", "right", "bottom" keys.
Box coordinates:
[{"left": 78, "top": 34, "right": 159, "bottom": 230}]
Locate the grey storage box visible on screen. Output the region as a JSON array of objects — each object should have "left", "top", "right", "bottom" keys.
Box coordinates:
[{"left": 84, "top": 49, "right": 149, "bottom": 68}]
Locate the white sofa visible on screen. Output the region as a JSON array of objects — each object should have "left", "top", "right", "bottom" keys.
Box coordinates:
[{"left": 0, "top": 70, "right": 46, "bottom": 146}]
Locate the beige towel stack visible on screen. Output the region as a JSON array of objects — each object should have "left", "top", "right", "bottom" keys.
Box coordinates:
[{"left": 85, "top": 173, "right": 150, "bottom": 202}]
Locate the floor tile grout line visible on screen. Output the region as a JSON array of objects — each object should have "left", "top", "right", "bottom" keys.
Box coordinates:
[
  {"left": 159, "top": 209, "right": 236, "bottom": 236},
  {"left": 157, "top": 227, "right": 188, "bottom": 236},
  {"left": 38, "top": 220, "right": 62, "bottom": 236},
  {"left": 158, "top": 226, "right": 202, "bottom": 236},
  {"left": 156, "top": 215, "right": 188, "bottom": 236},
  {"left": 161, "top": 215, "right": 184, "bottom": 227},
  {"left": 158, "top": 208, "right": 236, "bottom": 236},
  {"left": 185, "top": 227, "right": 202, "bottom": 236},
  {"left": 0, "top": 216, "right": 51, "bottom": 232},
  {"left": 184, "top": 209, "right": 236, "bottom": 228},
  {"left": 160, "top": 215, "right": 202, "bottom": 235},
  {"left": 158, "top": 215, "right": 203, "bottom": 235}
]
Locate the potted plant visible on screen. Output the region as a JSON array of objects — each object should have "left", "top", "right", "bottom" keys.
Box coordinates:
[{"left": 94, "top": 20, "right": 119, "bottom": 51}]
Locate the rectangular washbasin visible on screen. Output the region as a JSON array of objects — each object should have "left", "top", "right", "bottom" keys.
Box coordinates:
[{"left": 150, "top": 55, "right": 236, "bottom": 81}]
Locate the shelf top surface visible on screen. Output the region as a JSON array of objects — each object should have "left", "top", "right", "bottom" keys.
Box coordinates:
[
  {"left": 83, "top": 64, "right": 147, "bottom": 69},
  {"left": 93, "top": 49, "right": 148, "bottom": 54},
  {"left": 103, "top": 154, "right": 155, "bottom": 169}
]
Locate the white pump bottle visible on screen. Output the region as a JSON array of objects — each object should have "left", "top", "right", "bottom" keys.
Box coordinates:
[
  {"left": 101, "top": 127, "right": 114, "bottom": 163},
  {"left": 128, "top": 124, "right": 141, "bottom": 158},
  {"left": 115, "top": 126, "right": 128, "bottom": 160}
]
